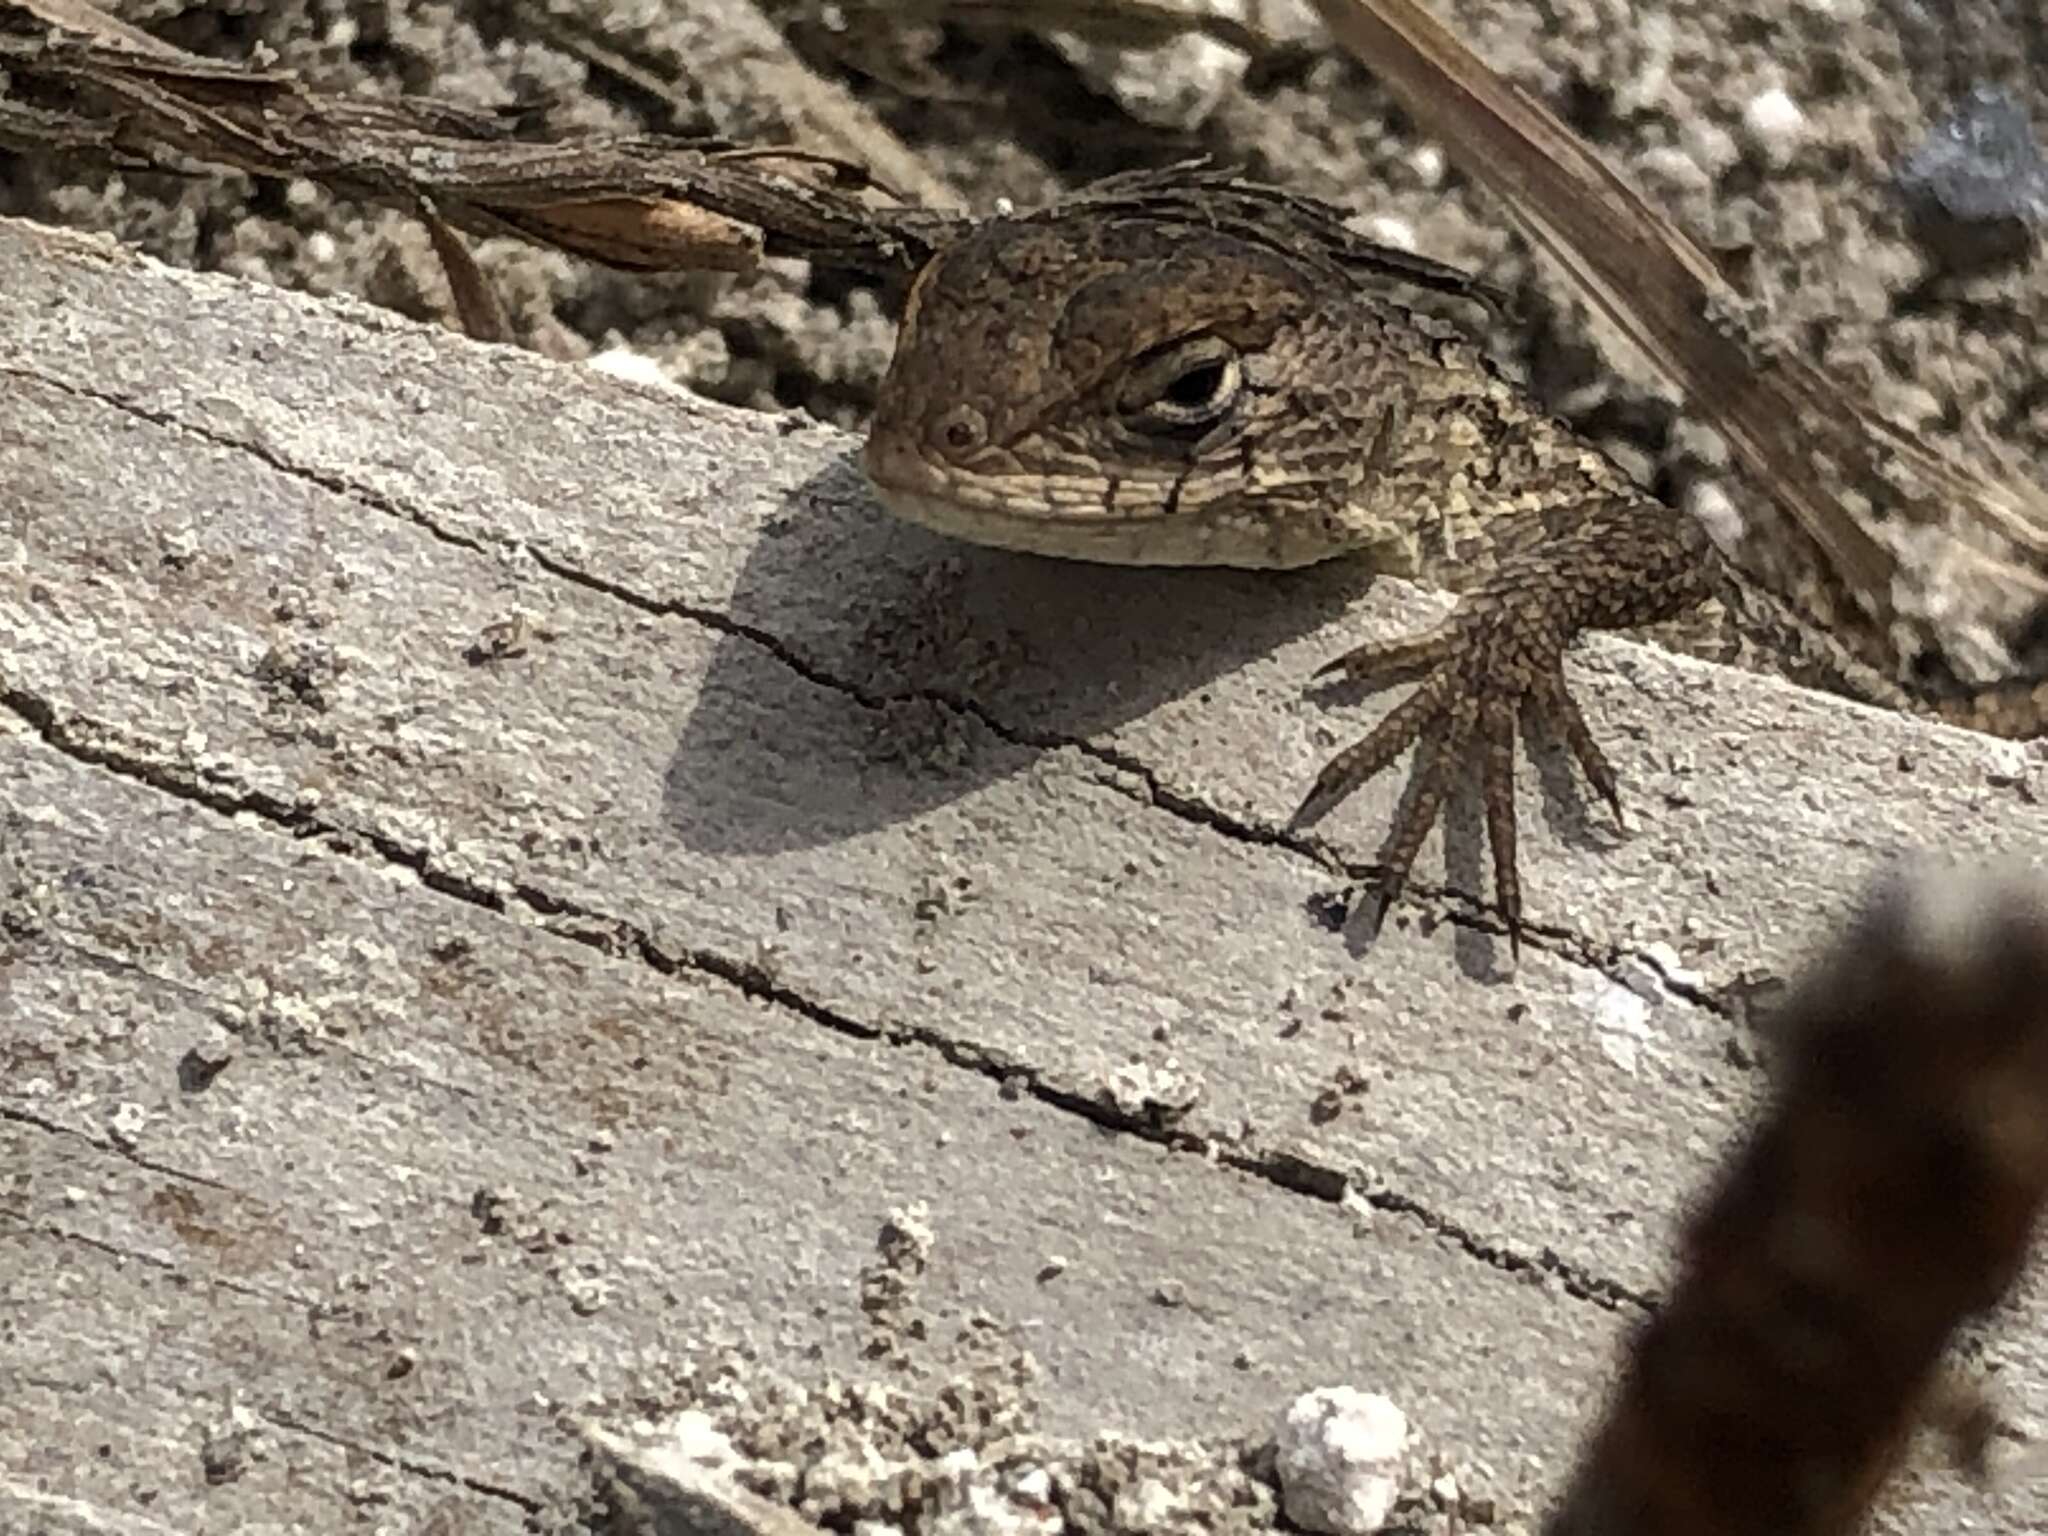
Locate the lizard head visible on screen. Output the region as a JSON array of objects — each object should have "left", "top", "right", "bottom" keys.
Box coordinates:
[{"left": 862, "top": 205, "right": 1401, "bottom": 569}]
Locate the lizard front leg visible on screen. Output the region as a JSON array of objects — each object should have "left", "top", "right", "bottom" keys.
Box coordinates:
[{"left": 1290, "top": 498, "right": 1719, "bottom": 952}]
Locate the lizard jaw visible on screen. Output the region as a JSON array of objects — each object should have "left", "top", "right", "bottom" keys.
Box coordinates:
[{"left": 860, "top": 437, "right": 1346, "bottom": 570}]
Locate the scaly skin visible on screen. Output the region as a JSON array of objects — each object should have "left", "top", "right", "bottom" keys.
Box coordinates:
[{"left": 860, "top": 168, "right": 1729, "bottom": 947}]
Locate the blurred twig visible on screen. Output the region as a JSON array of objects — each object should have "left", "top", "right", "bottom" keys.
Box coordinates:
[{"left": 1545, "top": 867, "right": 2048, "bottom": 1534}]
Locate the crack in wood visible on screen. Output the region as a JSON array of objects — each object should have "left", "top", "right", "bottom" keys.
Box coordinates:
[{"left": 3, "top": 689, "right": 1655, "bottom": 1315}]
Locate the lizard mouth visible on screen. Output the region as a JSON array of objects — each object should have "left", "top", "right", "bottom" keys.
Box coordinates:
[
  {"left": 859, "top": 435, "right": 1333, "bottom": 570},
  {"left": 860, "top": 434, "right": 1200, "bottom": 566}
]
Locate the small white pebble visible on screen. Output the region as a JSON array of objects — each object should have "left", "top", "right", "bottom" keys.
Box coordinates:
[
  {"left": 1581, "top": 980, "right": 1654, "bottom": 1076},
  {"left": 587, "top": 346, "right": 683, "bottom": 393},
  {"left": 1363, "top": 215, "right": 1416, "bottom": 252},
  {"left": 1012, "top": 1468, "right": 1052, "bottom": 1503},
  {"left": 1743, "top": 88, "right": 1806, "bottom": 150},
  {"left": 1986, "top": 738, "right": 2032, "bottom": 785},
  {"left": 1685, "top": 479, "right": 1745, "bottom": 547},
  {"left": 1638, "top": 146, "right": 1713, "bottom": 196},
  {"left": 1273, "top": 1387, "right": 1412, "bottom": 1536},
  {"left": 109, "top": 1101, "right": 149, "bottom": 1145},
  {"left": 1104, "top": 1059, "right": 1202, "bottom": 1118},
  {"left": 1408, "top": 146, "right": 1445, "bottom": 188},
  {"left": 1641, "top": 941, "right": 1703, "bottom": 993},
  {"left": 306, "top": 232, "right": 337, "bottom": 264}
]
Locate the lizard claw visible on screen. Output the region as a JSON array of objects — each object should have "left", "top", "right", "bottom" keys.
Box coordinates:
[
  {"left": 1532, "top": 669, "right": 1626, "bottom": 833},
  {"left": 1311, "top": 629, "right": 1455, "bottom": 682},
  {"left": 1293, "top": 587, "right": 1617, "bottom": 949}
]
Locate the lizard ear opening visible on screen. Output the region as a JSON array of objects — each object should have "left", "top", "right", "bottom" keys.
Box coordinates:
[{"left": 1115, "top": 335, "right": 1243, "bottom": 436}]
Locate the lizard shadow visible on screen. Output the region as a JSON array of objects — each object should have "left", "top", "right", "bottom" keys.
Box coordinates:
[
  {"left": 662, "top": 453, "right": 1383, "bottom": 856},
  {"left": 664, "top": 453, "right": 1625, "bottom": 945}
]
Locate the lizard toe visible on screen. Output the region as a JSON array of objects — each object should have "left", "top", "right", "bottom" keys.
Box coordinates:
[
  {"left": 1298, "top": 583, "right": 1628, "bottom": 943},
  {"left": 1313, "top": 626, "right": 1457, "bottom": 683},
  {"left": 1366, "top": 699, "right": 1474, "bottom": 931},
  {"left": 1479, "top": 696, "right": 1522, "bottom": 956},
  {"left": 1532, "top": 668, "right": 1624, "bottom": 831},
  {"left": 1289, "top": 675, "right": 1449, "bottom": 830}
]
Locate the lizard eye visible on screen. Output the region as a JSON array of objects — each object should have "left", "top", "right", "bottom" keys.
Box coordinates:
[
  {"left": 1116, "top": 335, "right": 1242, "bottom": 436},
  {"left": 932, "top": 404, "right": 987, "bottom": 457}
]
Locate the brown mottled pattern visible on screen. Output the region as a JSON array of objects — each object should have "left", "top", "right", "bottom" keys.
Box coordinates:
[
  {"left": 855, "top": 168, "right": 1951, "bottom": 944},
  {"left": 1545, "top": 874, "right": 2048, "bottom": 1536}
]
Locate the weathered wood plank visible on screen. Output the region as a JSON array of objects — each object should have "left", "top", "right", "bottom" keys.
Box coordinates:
[
  {"left": 3, "top": 734, "right": 1616, "bottom": 1527},
  {"left": 4, "top": 219, "right": 2046, "bottom": 1531}
]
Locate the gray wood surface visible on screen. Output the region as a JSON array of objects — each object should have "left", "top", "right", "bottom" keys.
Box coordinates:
[{"left": 5, "top": 218, "right": 2045, "bottom": 1532}]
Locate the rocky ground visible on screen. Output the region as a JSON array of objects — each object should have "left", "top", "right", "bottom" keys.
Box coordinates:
[{"left": 7, "top": 0, "right": 2046, "bottom": 486}]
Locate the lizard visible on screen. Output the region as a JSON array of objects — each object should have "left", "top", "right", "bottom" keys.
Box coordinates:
[{"left": 854, "top": 165, "right": 2045, "bottom": 951}]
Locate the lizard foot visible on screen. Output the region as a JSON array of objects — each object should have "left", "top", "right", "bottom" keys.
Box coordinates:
[{"left": 1287, "top": 592, "right": 1623, "bottom": 955}]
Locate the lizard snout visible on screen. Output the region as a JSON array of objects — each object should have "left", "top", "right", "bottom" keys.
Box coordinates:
[{"left": 859, "top": 427, "right": 925, "bottom": 496}]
